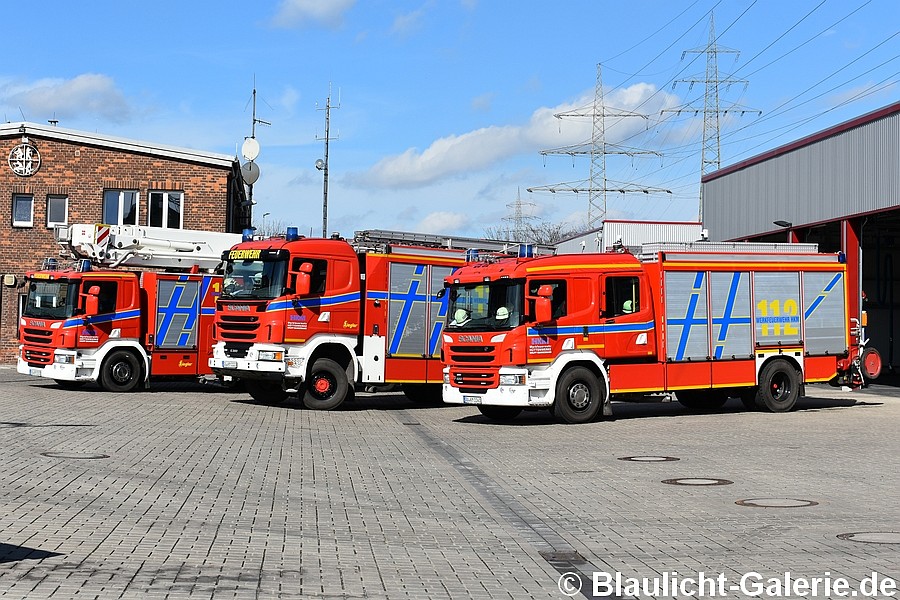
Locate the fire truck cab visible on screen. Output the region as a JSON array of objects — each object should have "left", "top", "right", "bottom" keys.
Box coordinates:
[{"left": 442, "top": 242, "right": 881, "bottom": 423}]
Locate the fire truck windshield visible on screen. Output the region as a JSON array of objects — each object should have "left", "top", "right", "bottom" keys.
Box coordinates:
[
  {"left": 446, "top": 280, "right": 525, "bottom": 331},
  {"left": 222, "top": 258, "right": 287, "bottom": 300},
  {"left": 23, "top": 279, "right": 81, "bottom": 319}
]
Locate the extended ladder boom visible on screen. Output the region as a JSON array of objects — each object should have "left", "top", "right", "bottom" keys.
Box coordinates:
[
  {"left": 56, "top": 224, "right": 242, "bottom": 271},
  {"left": 353, "top": 228, "right": 556, "bottom": 256}
]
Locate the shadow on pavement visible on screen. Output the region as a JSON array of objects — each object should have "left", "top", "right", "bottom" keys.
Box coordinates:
[{"left": 0, "top": 542, "right": 63, "bottom": 563}]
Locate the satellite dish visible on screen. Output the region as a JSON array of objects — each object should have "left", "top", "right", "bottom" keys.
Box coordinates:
[
  {"left": 315, "top": 158, "right": 325, "bottom": 171},
  {"left": 241, "top": 137, "right": 260, "bottom": 161},
  {"left": 241, "top": 161, "right": 260, "bottom": 185}
]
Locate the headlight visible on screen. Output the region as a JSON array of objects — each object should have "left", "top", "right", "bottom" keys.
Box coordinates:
[
  {"left": 258, "top": 351, "right": 284, "bottom": 361},
  {"left": 54, "top": 354, "right": 75, "bottom": 364},
  {"left": 443, "top": 372, "right": 450, "bottom": 384},
  {"left": 499, "top": 374, "right": 526, "bottom": 386}
]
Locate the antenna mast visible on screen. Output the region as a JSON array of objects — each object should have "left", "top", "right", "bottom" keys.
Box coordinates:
[{"left": 316, "top": 84, "right": 340, "bottom": 238}]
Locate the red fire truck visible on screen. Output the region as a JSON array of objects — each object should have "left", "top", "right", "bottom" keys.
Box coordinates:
[
  {"left": 208, "top": 229, "right": 551, "bottom": 409},
  {"left": 17, "top": 224, "right": 242, "bottom": 392},
  {"left": 441, "top": 242, "right": 882, "bottom": 423}
]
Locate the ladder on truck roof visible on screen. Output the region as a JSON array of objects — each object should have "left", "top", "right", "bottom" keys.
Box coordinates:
[
  {"left": 638, "top": 241, "right": 825, "bottom": 263},
  {"left": 353, "top": 229, "right": 556, "bottom": 256},
  {"left": 55, "top": 224, "right": 243, "bottom": 272}
]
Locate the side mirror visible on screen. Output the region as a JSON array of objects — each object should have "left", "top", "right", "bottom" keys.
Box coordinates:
[
  {"left": 289, "top": 261, "right": 313, "bottom": 297},
  {"left": 532, "top": 284, "right": 554, "bottom": 324},
  {"left": 82, "top": 285, "right": 101, "bottom": 317}
]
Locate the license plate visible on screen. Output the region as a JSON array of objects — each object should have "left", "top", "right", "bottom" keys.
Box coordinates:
[
  {"left": 462, "top": 395, "right": 482, "bottom": 405},
  {"left": 29, "top": 368, "right": 42, "bottom": 377},
  {"left": 223, "top": 360, "right": 238, "bottom": 369}
]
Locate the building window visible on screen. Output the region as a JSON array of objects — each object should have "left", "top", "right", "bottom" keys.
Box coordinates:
[
  {"left": 12, "top": 194, "right": 34, "bottom": 227},
  {"left": 148, "top": 191, "right": 183, "bottom": 229},
  {"left": 46, "top": 195, "right": 68, "bottom": 227},
  {"left": 103, "top": 190, "right": 138, "bottom": 225}
]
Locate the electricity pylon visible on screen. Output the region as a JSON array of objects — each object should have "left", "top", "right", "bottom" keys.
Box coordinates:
[{"left": 528, "top": 63, "right": 669, "bottom": 229}]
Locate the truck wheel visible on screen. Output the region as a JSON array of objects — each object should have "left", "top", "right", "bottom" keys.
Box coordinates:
[
  {"left": 245, "top": 380, "right": 288, "bottom": 404},
  {"left": 402, "top": 383, "right": 442, "bottom": 404},
  {"left": 677, "top": 390, "right": 727, "bottom": 411},
  {"left": 302, "top": 358, "right": 349, "bottom": 410},
  {"left": 54, "top": 380, "right": 86, "bottom": 390},
  {"left": 554, "top": 366, "right": 604, "bottom": 424},
  {"left": 100, "top": 350, "right": 142, "bottom": 393},
  {"left": 754, "top": 360, "right": 800, "bottom": 412},
  {"left": 477, "top": 405, "right": 522, "bottom": 421}
]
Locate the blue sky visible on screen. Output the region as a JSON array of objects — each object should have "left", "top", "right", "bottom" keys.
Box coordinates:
[{"left": 6, "top": 0, "right": 899, "bottom": 239}]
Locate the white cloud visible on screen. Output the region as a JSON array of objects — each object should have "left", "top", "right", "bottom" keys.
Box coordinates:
[
  {"left": 471, "top": 92, "right": 494, "bottom": 112},
  {"left": 415, "top": 211, "right": 471, "bottom": 233},
  {"left": 358, "top": 82, "right": 679, "bottom": 189},
  {"left": 271, "top": 0, "right": 355, "bottom": 28},
  {"left": 279, "top": 85, "right": 300, "bottom": 112},
  {"left": 391, "top": 5, "right": 429, "bottom": 36},
  {"left": 0, "top": 74, "right": 130, "bottom": 123}
]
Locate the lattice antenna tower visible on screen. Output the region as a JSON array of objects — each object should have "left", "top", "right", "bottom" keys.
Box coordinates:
[
  {"left": 528, "top": 63, "right": 668, "bottom": 229},
  {"left": 664, "top": 12, "right": 760, "bottom": 221},
  {"left": 502, "top": 187, "right": 537, "bottom": 242}
]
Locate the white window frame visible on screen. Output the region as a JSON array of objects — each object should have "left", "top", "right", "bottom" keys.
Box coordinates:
[
  {"left": 102, "top": 189, "right": 139, "bottom": 225},
  {"left": 12, "top": 194, "right": 34, "bottom": 227},
  {"left": 46, "top": 194, "right": 68, "bottom": 228},
  {"left": 148, "top": 191, "right": 184, "bottom": 229}
]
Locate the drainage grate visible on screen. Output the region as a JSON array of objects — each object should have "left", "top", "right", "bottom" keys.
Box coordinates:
[
  {"left": 735, "top": 498, "right": 818, "bottom": 508},
  {"left": 0, "top": 422, "right": 29, "bottom": 428},
  {"left": 837, "top": 532, "right": 900, "bottom": 544},
  {"left": 618, "top": 456, "right": 680, "bottom": 462},
  {"left": 662, "top": 477, "right": 733, "bottom": 486},
  {"left": 40, "top": 452, "right": 109, "bottom": 460}
]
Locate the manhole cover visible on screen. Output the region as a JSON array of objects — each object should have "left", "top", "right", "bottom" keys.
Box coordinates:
[
  {"left": 736, "top": 498, "right": 818, "bottom": 508},
  {"left": 618, "top": 456, "right": 680, "bottom": 462},
  {"left": 40, "top": 452, "right": 109, "bottom": 460},
  {"left": 837, "top": 532, "right": 900, "bottom": 544},
  {"left": 662, "top": 477, "right": 733, "bottom": 486}
]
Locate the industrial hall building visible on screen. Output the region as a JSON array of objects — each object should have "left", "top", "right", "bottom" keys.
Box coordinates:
[
  {"left": 702, "top": 101, "right": 900, "bottom": 375},
  {"left": 0, "top": 122, "right": 250, "bottom": 363}
]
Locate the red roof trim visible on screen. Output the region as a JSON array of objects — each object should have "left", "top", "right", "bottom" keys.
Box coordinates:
[{"left": 702, "top": 101, "right": 900, "bottom": 183}]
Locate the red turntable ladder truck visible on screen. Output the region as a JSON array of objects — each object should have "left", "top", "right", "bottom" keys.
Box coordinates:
[
  {"left": 209, "top": 228, "right": 553, "bottom": 409},
  {"left": 441, "top": 241, "right": 881, "bottom": 423},
  {"left": 17, "top": 224, "right": 242, "bottom": 392}
]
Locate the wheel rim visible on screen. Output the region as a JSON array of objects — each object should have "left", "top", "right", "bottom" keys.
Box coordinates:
[
  {"left": 567, "top": 382, "right": 591, "bottom": 411},
  {"left": 771, "top": 372, "right": 790, "bottom": 400},
  {"left": 111, "top": 361, "right": 133, "bottom": 384},
  {"left": 311, "top": 373, "right": 336, "bottom": 399}
]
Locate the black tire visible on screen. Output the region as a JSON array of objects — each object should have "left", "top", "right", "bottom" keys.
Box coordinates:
[
  {"left": 402, "top": 383, "right": 442, "bottom": 404},
  {"left": 99, "top": 350, "right": 142, "bottom": 392},
  {"left": 554, "top": 366, "right": 604, "bottom": 424},
  {"left": 677, "top": 390, "right": 727, "bottom": 411},
  {"left": 754, "top": 360, "right": 800, "bottom": 412},
  {"left": 54, "top": 379, "right": 86, "bottom": 390},
  {"left": 245, "top": 380, "right": 288, "bottom": 404},
  {"left": 302, "top": 358, "right": 349, "bottom": 410},
  {"left": 477, "top": 405, "right": 522, "bottom": 421}
]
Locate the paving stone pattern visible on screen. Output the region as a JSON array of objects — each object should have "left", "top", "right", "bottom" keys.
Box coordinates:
[{"left": 1, "top": 366, "right": 898, "bottom": 599}]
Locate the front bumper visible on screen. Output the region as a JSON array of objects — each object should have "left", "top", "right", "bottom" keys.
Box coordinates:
[
  {"left": 209, "top": 343, "right": 306, "bottom": 381},
  {"left": 17, "top": 349, "right": 98, "bottom": 382},
  {"left": 442, "top": 366, "right": 553, "bottom": 408}
]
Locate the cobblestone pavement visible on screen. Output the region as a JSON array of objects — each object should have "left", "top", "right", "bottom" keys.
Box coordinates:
[{"left": 1, "top": 365, "right": 898, "bottom": 599}]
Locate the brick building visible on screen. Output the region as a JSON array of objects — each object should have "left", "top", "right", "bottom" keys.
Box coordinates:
[{"left": 0, "top": 122, "right": 249, "bottom": 363}]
